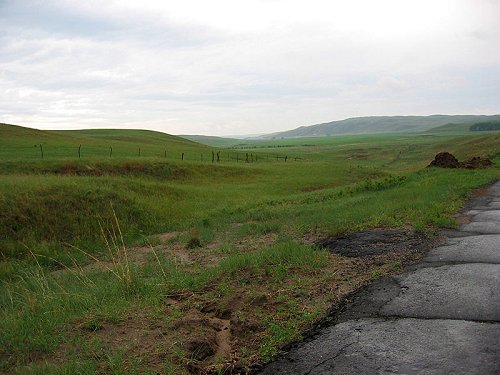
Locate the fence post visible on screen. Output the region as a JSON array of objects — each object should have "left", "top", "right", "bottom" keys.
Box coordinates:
[
  {"left": 182, "top": 152, "right": 184, "bottom": 161},
  {"left": 40, "top": 144, "right": 44, "bottom": 159},
  {"left": 78, "top": 144, "right": 81, "bottom": 159},
  {"left": 217, "top": 151, "right": 220, "bottom": 162},
  {"left": 138, "top": 147, "right": 141, "bottom": 157},
  {"left": 164, "top": 150, "right": 167, "bottom": 158},
  {"left": 110, "top": 147, "right": 113, "bottom": 158},
  {"left": 212, "top": 151, "right": 215, "bottom": 163},
  {"left": 285, "top": 156, "right": 288, "bottom": 162}
]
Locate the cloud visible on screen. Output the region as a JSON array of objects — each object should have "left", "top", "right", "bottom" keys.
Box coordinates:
[{"left": 0, "top": 0, "right": 499, "bottom": 135}]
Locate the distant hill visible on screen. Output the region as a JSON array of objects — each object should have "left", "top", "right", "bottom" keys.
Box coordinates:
[
  {"left": 426, "top": 122, "right": 473, "bottom": 133},
  {"left": 258, "top": 115, "right": 500, "bottom": 139},
  {"left": 427, "top": 119, "right": 500, "bottom": 133},
  {"left": 178, "top": 135, "right": 242, "bottom": 148}
]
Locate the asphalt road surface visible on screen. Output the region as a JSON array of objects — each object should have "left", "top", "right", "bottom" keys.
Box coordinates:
[{"left": 259, "top": 181, "right": 500, "bottom": 375}]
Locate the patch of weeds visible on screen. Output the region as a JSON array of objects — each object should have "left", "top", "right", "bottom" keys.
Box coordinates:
[
  {"left": 266, "top": 263, "right": 289, "bottom": 281},
  {"left": 81, "top": 317, "right": 104, "bottom": 332},
  {"left": 216, "top": 243, "right": 238, "bottom": 254},
  {"left": 390, "top": 260, "right": 402, "bottom": 271},
  {"left": 413, "top": 220, "right": 426, "bottom": 232},
  {"left": 186, "top": 228, "right": 202, "bottom": 249},
  {"left": 23, "top": 358, "right": 99, "bottom": 375},
  {"left": 370, "top": 268, "right": 386, "bottom": 278},
  {"left": 215, "top": 282, "right": 232, "bottom": 297},
  {"left": 301, "top": 311, "right": 314, "bottom": 323},
  {"left": 196, "top": 219, "right": 216, "bottom": 243},
  {"left": 139, "top": 235, "right": 162, "bottom": 247},
  {"left": 259, "top": 322, "right": 298, "bottom": 362},
  {"left": 186, "top": 237, "right": 202, "bottom": 249},
  {"left": 103, "top": 349, "right": 141, "bottom": 374},
  {"left": 238, "top": 222, "right": 280, "bottom": 236}
]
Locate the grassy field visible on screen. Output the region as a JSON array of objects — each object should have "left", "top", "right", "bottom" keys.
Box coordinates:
[{"left": 1, "top": 123, "right": 499, "bottom": 374}]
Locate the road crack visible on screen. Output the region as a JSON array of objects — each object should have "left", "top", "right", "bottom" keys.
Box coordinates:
[{"left": 303, "top": 339, "right": 358, "bottom": 375}]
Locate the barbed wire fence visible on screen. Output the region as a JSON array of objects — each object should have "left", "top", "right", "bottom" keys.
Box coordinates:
[{"left": 0, "top": 144, "right": 304, "bottom": 163}]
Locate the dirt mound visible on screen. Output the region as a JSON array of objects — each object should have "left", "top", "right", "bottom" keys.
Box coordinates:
[
  {"left": 460, "top": 156, "right": 493, "bottom": 169},
  {"left": 428, "top": 152, "right": 493, "bottom": 169},
  {"left": 316, "top": 229, "right": 429, "bottom": 257},
  {"left": 428, "top": 152, "right": 460, "bottom": 168}
]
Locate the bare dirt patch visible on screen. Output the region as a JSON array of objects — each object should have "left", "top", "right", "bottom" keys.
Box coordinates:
[
  {"left": 235, "top": 232, "right": 278, "bottom": 253},
  {"left": 74, "top": 309, "right": 173, "bottom": 372},
  {"left": 46, "top": 227, "right": 436, "bottom": 374},
  {"left": 316, "top": 229, "right": 431, "bottom": 257}
]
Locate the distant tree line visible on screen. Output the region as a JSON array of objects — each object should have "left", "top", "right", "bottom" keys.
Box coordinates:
[{"left": 470, "top": 121, "right": 500, "bottom": 131}]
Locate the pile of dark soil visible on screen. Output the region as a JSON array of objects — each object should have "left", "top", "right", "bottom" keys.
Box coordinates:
[
  {"left": 428, "top": 152, "right": 493, "bottom": 169},
  {"left": 428, "top": 152, "right": 460, "bottom": 168},
  {"left": 460, "top": 156, "right": 493, "bottom": 169},
  {"left": 316, "top": 229, "right": 429, "bottom": 257}
]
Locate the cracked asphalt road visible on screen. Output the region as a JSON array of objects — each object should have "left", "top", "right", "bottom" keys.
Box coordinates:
[{"left": 259, "top": 181, "right": 500, "bottom": 375}]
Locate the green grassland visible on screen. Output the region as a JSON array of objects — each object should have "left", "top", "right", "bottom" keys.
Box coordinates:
[
  {"left": 0, "top": 123, "right": 210, "bottom": 161},
  {"left": 1, "top": 123, "right": 499, "bottom": 374}
]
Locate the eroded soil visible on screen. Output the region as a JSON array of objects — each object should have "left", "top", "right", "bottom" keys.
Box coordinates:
[{"left": 37, "top": 227, "right": 438, "bottom": 374}]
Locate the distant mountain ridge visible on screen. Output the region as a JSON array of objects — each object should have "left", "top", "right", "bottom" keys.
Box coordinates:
[{"left": 257, "top": 115, "right": 500, "bottom": 139}]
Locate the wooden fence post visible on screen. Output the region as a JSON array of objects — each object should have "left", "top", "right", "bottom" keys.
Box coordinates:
[
  {"left": 78, "top": 144, "right": 81, "bottom": 159},
  {"left": 182, "top": 152, "right": 184, "bottom": 160},
  {"left": 40, "top": 144, "right": 44, "bottom": 159},
  {"left": 110, "top": 147, "right": 113, "bottom": 158},
  {"left": 138, "top": 147, "right": 141, "bottom": 157}
]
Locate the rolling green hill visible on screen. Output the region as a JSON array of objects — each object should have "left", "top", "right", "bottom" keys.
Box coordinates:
[
  {"left": 258, "top": 115, "right": 500, "bottom": 139},
  {"left": 0, "top": 123, "right": 211, "bottom": 161}
]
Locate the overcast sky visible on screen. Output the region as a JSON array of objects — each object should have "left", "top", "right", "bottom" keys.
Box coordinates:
[{"left": 1, "top": 0, "right": 499, "bottom": 136}]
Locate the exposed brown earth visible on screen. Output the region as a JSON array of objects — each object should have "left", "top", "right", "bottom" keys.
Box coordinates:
[
  {"left": 39, "top": 222, "right": 441, "bottom": 374},
  {"left": 428, "top": 152, "right": 493, "bottom": 169}
]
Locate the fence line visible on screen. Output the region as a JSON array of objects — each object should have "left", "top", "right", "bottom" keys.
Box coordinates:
[{"left": 1, "top": 144, "right": 304, "bottom": 163}]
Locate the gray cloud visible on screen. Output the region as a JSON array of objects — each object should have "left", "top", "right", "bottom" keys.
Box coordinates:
[{"left": 0, "top": 0, "right": 499, "bottom": 135}]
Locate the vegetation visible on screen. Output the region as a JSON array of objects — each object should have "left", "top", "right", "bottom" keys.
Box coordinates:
[
  {"left": 427, "top": 120, "right": 500, "bottom": 133},
  {"left": 470, "top": 121, "right": 500, "bottom": 132},
  {"left": 0, "top": 123, "right": 499, "bottom": 374}
]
